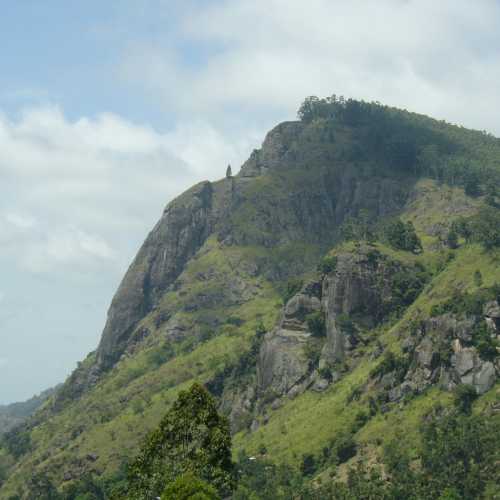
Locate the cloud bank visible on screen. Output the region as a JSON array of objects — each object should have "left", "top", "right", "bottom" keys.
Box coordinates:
[{"left": 121, "top": 0, "right": 500, "bottom": 135}]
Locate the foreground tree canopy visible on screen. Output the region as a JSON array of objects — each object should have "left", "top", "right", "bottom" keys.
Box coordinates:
[{"left": 127, "top": 383, "right": 233, "bottom": 499}]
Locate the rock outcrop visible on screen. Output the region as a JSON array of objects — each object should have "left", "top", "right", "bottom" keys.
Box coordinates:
[
  {"left": 257, "top": 280, "right": 322, "bottom": 399},
  {"left": 254, "top": 246, "right": 419, "bottom": 408},
  {"left": 321, "top": 248, "right": 403, "bottom": 364},
  {"left": 382, "top": 307, "right": 500, "bottom": 400},
  {"left": 96, "top": 181, "right": 215, "bottom": 369}
]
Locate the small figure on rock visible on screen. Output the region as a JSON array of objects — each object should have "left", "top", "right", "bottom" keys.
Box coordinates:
[{"left": 226, "top": 164, "right": 232, "bottom": 178}]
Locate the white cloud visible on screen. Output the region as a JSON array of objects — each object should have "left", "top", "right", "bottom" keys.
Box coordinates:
[
  {"left": 120, "top": 0, "right": 500, "bottom": 135},
  {"left": 0, "top": 104, "right": 259, "bottom": 403},
  {"left": 4, "top": 213, "right": 36, "bottom": 229},
  {"left": 0, "top": 106, "right": 254, "bottom": 275}
]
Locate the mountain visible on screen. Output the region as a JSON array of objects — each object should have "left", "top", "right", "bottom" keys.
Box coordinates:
[
  {"left": 1, "top": 97, "right": 499, "bottom": 498},
  {"left": 0, "top": 388, "right": 58, "bottom": 436}
]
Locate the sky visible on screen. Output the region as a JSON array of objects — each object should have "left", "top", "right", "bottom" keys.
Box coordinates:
[{"left": 1, "top": 0, "right": 500, "bottom": 404}]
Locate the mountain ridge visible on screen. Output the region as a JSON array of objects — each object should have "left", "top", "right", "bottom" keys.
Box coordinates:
[{"left": 1, "top": 97, "right": 499, "bottom": 498}]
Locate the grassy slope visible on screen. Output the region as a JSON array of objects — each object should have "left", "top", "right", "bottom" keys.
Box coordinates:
[
  {"left": 1, "top": 239, "right": 285, "bottom": 494},
  {"left": 233, "top": 180, "right": 499, "bottom": 468},
  {"left": 3, "top": 176, "right": 498, "bottom": 495}
]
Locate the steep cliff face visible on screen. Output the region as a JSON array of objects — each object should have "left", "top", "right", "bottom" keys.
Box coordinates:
[
  {"left": 94, "top": 121, "right": 413, "bottom": 374},
  {"left": 257, "top": 280, "right": 322, "bottom": 400},
  {"left": 96, "top": 181, "right": 215, "bottom": 369},
  {"left": 320, "top": 248, "right": 406, "bottom": 364}
]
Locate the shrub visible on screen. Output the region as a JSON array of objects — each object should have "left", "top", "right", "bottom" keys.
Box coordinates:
[
  {"left": 473, "top": 323, "right": 498, "bottom": 361},
  {"left": 318, "top": 367, "right": 333, "bottom": 381},
  {"left": 161, "top": 472, "right": 220, "bottom": 500},
  {"left": 458, "top": 205, "right": 500, "bottom": 250},
  {"left": 336, "top": 314, "right": 356, "bottom": 335},
  {"left": 2, "top": 425, "right": 32, "bottom": 459},
  {"left": 306, "top": 311, "right": 326, "bottom": 337},
  {"left": 453, "top": 384, "right": 477, "bottom": 414},
  {"left": 430, "top": 285, "right": 499, "bottom": 319},
  {"left": 391, "top": 268, "right": 426, "bottom": 311},
  {"left": 474, "top": 270, "right": 483, "bottom": 287},
  {"left": 332, "top": 433, "right": 357, "bottom": 464},
  {"left": 147, "top": 343, "right": 175, "bottom": 368},
  {"left": 352, "top": 411, "right": 369, "bottom": 432},
  {"left": 281, "top": 278, "right": 303, "bottom": 304},
  {"left": 300, "top": 454, "right": 317, "bottom": 476},
  {"left": 226, "top": 316, "right": 244, "bottom": 327},
  {"left": 446, "top": 229, "right": 459, "bottom": 249},
  {"left": 318, "top": 255, "right": 337, "bottom": 274},
  {"left": 303, "top": 340, "right": 323, "bottom": 369},
  {"left": 24, "top": 472, "right": 60, "bottom": 500},
  {"left": 370, "top": 351, "right": 409, "bottom": 383},
  {"left": 384, "top": 219, "right": 422, "bottom": 253}
]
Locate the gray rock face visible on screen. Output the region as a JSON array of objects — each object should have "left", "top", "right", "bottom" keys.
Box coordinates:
[
  {"left": 92, "top": 119, "right": 412, "bottom": 377},
  {"left": 220, "top": 386, "right": 255, "bottom": 433},
  {"left": 484, "top": 300, "right": 500, "bottom": 319},
  {"left": 239, "top": 122, "right": 304, "bottom": 177},
  {"left": 474, "top": 362, "right": 496, "bottom": 394},
  {"left": 321, "top": 247, "right": 403, "bottom": 364},
  {"left": 257, "top": 280, "right": 321, "bottom": 399},
  {"left": 484, "top": 300, "right": 500, "bottom": 332},
  {"left": 257, "top": 328, "right": 310, "bottom": 398},
  {"left": 96, "top": 181, "right": 214, "bottom": 369},
  {"left": 281, "top": 293, "right": 321, "bottom": 331},
  {"left": 416, "top": 337, "right": 439, "bottom": 369},
  {"left": 453, "top": 347, "right": 476, "bottom": 377},
  {"left": 389, "top": 314, "right": 499, "bottom": 400},
  {"left": 255, "top": 248, "right": 415, "bottom": 404}
]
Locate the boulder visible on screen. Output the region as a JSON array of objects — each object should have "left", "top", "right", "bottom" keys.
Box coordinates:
[
  {"left": 416, "top": 337, "right": 438, "bottom": 369},
  {"left": 474, "top": 362, "right": 496, "bottom": 394},
  {"left": 484, "top": 300, "right": 500, "bottom": 319},
  {"left": 453, "top": 348, "right": 476, "bottom": 376},
  {"left": 257, "top": 328, "right": 310, "bottom": 399}
]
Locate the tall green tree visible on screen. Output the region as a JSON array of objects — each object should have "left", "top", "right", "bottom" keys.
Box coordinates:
[
  {"left": 384, "top": 219, "right": 422, "bottom": 253},
  {"left": 472, "top": 205, "right": 500, "bottom": 249},
  {"left": 127, "top": 383, "right": 233, "bottom": 499}
]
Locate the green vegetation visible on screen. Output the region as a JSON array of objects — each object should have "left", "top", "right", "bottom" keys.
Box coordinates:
[
  {"left": 233, "top": 399, "right": 500, "bottom": 500},
  {"left": 298, "top": 95, "right": 500, "bottom": 189},
  {"left": 2, "top": 96, "right": 500, "bottom": 498},
  {"left": 383, "top": 218, "right": 423, "bottom": 253},
  {"left": 430, "top": 284, "right": 500, "bottom": 318},
  {"left": 281, "top": 278, "right": 303, "bottom": 304},
  {"left": 305, "top": 312, "right": 326, "bottom": 337},
  {"left": 127, "top": 384, "right": 233, "bottom": 499},
  {"left": 452, "top": 205, "right": 500, "bottom": 250},
  {"left": 317, "top": 255, "right": 337, "bottom": 274},
  {"left": 453, "top": 384, "right": 477, "bottom": 414},
  {"left": 161, "top": 472, "right": 220, "bottom": 500}
]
